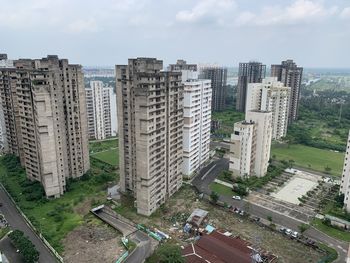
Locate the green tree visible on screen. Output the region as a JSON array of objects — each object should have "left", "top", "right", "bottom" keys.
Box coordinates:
[
  {"left": 8, "top": 230, "right": 39, "bottom": 263},
  {"left": 156, "top": 243, "right": 185, "bottom": 263},
  {"left": 210, "top": 191, "right": 219, "bottom": 204}
]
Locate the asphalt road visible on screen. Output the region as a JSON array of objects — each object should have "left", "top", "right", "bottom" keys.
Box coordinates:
[
  {"left": 0, "top": 187, "right": 57, "bottom": 263},
  {"left": 192, "top": 157, "right": 349, "bottom": 263}
]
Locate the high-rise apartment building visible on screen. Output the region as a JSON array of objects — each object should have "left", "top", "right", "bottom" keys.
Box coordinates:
[
  {"left": 199, "top": 66, "right": 227, "bottom": 112},
  {"left": 340, "top": 131, "right": 350, "bottom": 212},
  {"left": 0, "top": 55, "right": 90, "bottom": 197},
  {"left": 85, "top": 80, "right": 116, "bottom": 140},
  {"left": 236, "top": 62, "right": 266, "bottom": 112},
  {"left": 229, "top": 110, "right": 272, "bottom": 178},
  {"left": 182, "top": 79, "right": 212, "bottom": 178},
  {"left": 246, "top": 77, "right": 291, "bottom": 140},
  {"left": 271, "top": 60, "right": 303, "bottom": 123},
  {"left": 116, "top": 58, "right": 183, "bottom": 216},
  {"left": 169, "top": 60, "right": 212, "bottom": 178}
]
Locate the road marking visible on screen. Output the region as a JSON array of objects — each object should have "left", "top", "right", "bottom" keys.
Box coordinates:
[{"left": 201, "top": 164, "right": 217, "bottom": 180}]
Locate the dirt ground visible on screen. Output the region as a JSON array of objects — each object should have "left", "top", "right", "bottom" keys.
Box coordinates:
[
  {"left": 63, "top": 221, "right": 125, "bottom": 263},
  {"left": 116, "top": 186, "right": 324, "bottom": 263}
]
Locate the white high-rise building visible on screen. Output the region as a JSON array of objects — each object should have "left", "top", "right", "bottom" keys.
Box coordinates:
[
  {"left": 246, "top": 77, "right": 291, "bottom": 140},
  {"left": 229, "top": 110, "right": 272, "bottom": 178},
  {"left": 340, "top": 131, "right": 350, "bottom": 211},
  {"left": 182, "top": 79, "right": 212, "bottom": 177},
  {"left": 85, "top": 81, "right": 116, "bottom": 140}
]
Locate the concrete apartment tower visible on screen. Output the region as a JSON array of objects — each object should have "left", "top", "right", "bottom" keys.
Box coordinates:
[
  {"left": 229, "top": 110, "right": 272, "bottom": 178},
  {"left": 271, "top": 60, "right": 303, "bottom": 123},
  {"left": 0, "top": 55, "right": 90, "bottom": 197},
  {"left": 0, "top": 54, "right": 13, "bottom": 153},
  {"left": 236, "top": 62, "right": 266, "bottom": 112},
  {"left": 116, "top": 58, "right": 184, "bottom": 216},
  {"left": 169, "top": 60, "right": 212, "bottom": 178},
  {"left": 246, "top": 77, "right": 291, "bottom": 140},
  {"left": 340, "top": 131, "right": 350, "bottom": 211},
  {"left": 85, "top": 80, "right": 115, "bottom": 140},
  {"left": 199, "top": 66, "right": 227, "bottom": 112}
]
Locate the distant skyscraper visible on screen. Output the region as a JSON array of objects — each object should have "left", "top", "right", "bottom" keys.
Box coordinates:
[
  {"left": 0, "top": 55, "right": 90, "bottom": 197},
  {"left": 199, "top": 66, "right": 227, "bottom": 112},
  {"left": 246, "top": 77, "right": 291, "bottom": 140},
  {"left": 116, "top": 58, "right": 183, "bottom": 216},
  {"left": 85, "top": 80, "right": 116, "bottom": 140},
  {"left": 236, "top": 62, "right": 266, "bottom": 112},
  {"left": 168, "top": 59, "right": 197, "bottom": 72},
  {"left": 271, "top": 60, "right": 303, "bottom": 123},
  {"left": 229, "top": 110, "right": 272, "bottom": 178},
  {"left": 340, "top": 131, "right": 350, "bottom": 212}
]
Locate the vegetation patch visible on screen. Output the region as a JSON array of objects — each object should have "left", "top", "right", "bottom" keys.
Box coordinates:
[
  {"left": 91, "top": 148, "right": 119, "bottom": 166},
  {"left": 311, "top": 218, "right": 350, "bottom": 242},
  {"left": 271, "top": 144, "right": 344, "bottom": 176},
  {"left": 0, "top": 155, "right": 117, "bottom": 253}
]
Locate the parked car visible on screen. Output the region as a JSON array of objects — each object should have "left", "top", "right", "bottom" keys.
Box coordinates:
[
  {"left": 291, "top": 231, "right": 299, "bottom": 239},
  {"left": 232, "top": 196, "right": 241, "bottom": 200},
  {"left": 285, "top": 229, "right": 292, "bottom": 236},
  {"left": 279, "top": 227, "right": 286, "bottom": 233}
]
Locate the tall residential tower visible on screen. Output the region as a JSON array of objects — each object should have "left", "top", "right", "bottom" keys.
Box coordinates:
[
  {"left": 271, "top": 60, "right": 303, "bottom": 123},
  {"left": 0, "top": 55, "right": 90, "bottom": 197},
  {"left": 85, "top": 80, "right": 116, "bottom": 140},
  {"left": 340, "top": 131, "right": 350, "bottom": 212},
  {"left": 245, "top": 77, "right": 291, "bottom": 140},
  {"left": 199, "top": 66, "right": 227, "bottom": 112},
  {"left": 236, "top": 62, "right": 266, "bottom": 112},
  {"left": 116, "top": 58, "right": 183, "bottom": 216}
]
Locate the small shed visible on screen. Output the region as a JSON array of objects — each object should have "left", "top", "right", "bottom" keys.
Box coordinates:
[{"left": 187, "top": 209, "right": 208, "bottom": 228}]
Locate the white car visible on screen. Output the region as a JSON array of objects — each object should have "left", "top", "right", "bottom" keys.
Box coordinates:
[
  {"left": 232, "top": 195, "right": 241, "bottom": 200},
  {"left": 291, "top": 231, "right": 299, "bottom": 239},
  {"left": 285, "top": 229, "right": 292, "bottom": 236}
]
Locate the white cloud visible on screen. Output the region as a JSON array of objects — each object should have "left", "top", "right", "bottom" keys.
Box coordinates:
[
  {"left": 66, "top": 19, "right": 99, "bottom": 33},
  {"left": 175, "top": 0, "right": 236, "bottom": 24},
  {"left": 235, "top": 0, "right": 338, "bottom": 26},
  {"left": 340, "top": 7, "right": 350, "bottom": 19}
]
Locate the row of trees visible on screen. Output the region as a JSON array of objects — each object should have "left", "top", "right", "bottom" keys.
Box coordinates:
[{"left": 8, "top": 230, "right": 39, "bottom": 263}]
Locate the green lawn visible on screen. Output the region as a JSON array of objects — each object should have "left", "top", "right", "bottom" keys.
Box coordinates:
[
  {"left": 271, "top": 144, "right": 345, "bottom": 176},
  {"left": 312, "top": 218, "right": 350, "bottom": 242},
  {"left": 209, "top": 182, "right": 233, "bottom": 196},
  {"left": 89, "top": 138, "right": 118, "bottom": 153},
  {"left": 91, "top": 148, "right": 119, "bottom": 166},
  {"left": 0, "top": 156, "right": 117, "bottom": 253}
]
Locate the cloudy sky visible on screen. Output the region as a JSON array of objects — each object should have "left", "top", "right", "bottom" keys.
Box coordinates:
[{"left": 1, "top": 0, "right": 350, "bottom": 68}]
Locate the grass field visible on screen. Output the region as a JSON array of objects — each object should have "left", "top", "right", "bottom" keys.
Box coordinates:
[
  {"left": 312, "top": 218, "right": 350, "bottom": 242},
  {"left": 271, "top": 144, "right": 344, "bottom": 176},
  {"left": 89, "top": 138, "right": 118, "bottom": 153},
  {"left": 209, "top": 182, "right": 233, "bottom": 196},
  {"left": 0, "top": 157, "right": 117, "bottom": 253},
  {"left": 91, "top": 149, "right": 118, "bottom": 166}
]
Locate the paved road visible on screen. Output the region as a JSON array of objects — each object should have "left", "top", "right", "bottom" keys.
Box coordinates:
[
  {"left": 92, "top": 207, "right": 155, "bottom": 263},
  {"left": 0, "top": 187, "right": 57, "bottom": 263},
  {"left": 192, "top": 157, "right": 349, "bottom": 263}
]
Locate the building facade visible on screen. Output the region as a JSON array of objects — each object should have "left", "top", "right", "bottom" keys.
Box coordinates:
[
  {"left": 229, "top": 110, "right": 272, "bottom": 178},
  {"left": 236, "top": 62, "right": 266, "bottom": 112},
  {"left": 199, "top": 66, "right": 227, "bottom": 112},
  {"left": 0, "top": 55, "right": 90, "bottom": 198},
  {"left": 245, "top": 77, "right": 291, "bottom": 140},
  {"left": 116, "top": 58, "right": 183, "bottom": 216},
  {"left": 340, "top": 131, "right": 350, "bottom": 212},
  {"left": 271, "top": 60, "right": 303, "bottom": 123},
  {"left": 85, "top": 80, "right": 116, "bottom": 140},
  {"left": 182, "top": 79, "right": 212, "bottom": 178}
]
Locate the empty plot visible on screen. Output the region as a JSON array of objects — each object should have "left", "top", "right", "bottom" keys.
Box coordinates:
[{"left": 272, "top": 177, "right": 317, "bottom": 204}]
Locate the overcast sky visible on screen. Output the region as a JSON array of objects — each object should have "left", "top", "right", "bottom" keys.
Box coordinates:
[{"left": 1, "top": 0, "right": 350, "bottom": 68}]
